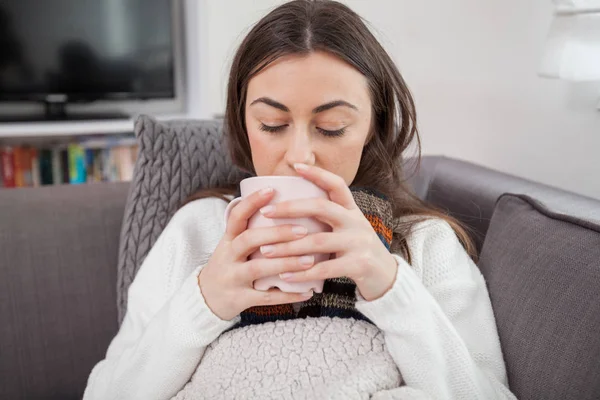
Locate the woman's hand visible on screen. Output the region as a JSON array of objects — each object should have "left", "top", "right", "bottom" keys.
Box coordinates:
[
  {"left": 257, "top": 163, "right": 399, "bottom": 302},
  {"left": 198, "top": 188, "right": 315, "bottom": 321}
]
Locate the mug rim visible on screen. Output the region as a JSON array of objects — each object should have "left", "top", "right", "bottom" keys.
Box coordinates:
[
  {"left": 241, "top": 175, "right": 310, "bottom": 182},
  {"left": 239, "top": 175, "right": 328, "bottom": 197}
]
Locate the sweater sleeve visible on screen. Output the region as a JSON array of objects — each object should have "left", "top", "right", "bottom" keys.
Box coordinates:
[
  {"left": 355, "top": 219, "right": 516, "bottom": 400},
  {"left": 83, "top": 199, "right": 240, "bottom": 400}
]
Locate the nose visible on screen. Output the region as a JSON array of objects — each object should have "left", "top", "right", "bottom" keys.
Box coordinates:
[{"left": 284, "top": 127, "right": 315, "bottom": 168}]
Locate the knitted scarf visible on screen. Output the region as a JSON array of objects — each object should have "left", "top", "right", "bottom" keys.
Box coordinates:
[{"left": 233, "top": 187, "right": 394, "bottom": 330}]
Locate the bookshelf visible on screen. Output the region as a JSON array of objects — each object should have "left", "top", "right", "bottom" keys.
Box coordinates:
[{"left": 0, "top": 114, "right": 187, "bottom": 189}]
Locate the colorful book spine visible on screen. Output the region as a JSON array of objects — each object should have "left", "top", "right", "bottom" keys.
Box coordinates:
[
  {"left": 39, "top": 149, "right": 54, "bottom": 185},
  {"left": 0, "top": 147, "right": 15, "bottom": 188},
  {"left": 31, "top": 148, "right": 40, "bottom": 188},
  {"left": 13, "top": 147, "right": 26, "bottom": 188},
  {"left": 60, "top": 148, "right": 69, "bottom": 184},
  {"left": 85, "top": 148, "right": 95, "bottom": 183},
  {"left": 68, "top": 144, "right": 86, "bottom": 184},
  {"left": 51, "top": 148, "right": 63, "bottom": 185},
  {"left": 114, "top": 146, "right": 135, "bottom": 181},
  {"left": 92, "top": 149, "right": 103, "bottom": 182},
  {"left": 23, "top": 148, "right": 33, "bottom": 187}
]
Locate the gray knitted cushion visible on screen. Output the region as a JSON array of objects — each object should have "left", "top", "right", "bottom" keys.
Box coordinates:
[
  {"left": 478, "top": 194, "right": 600, "bottom": 400},
  {"left": 116, "top": 115, "right": 247, "bottom": 324}
]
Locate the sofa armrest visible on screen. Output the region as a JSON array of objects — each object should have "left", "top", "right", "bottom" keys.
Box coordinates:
[{"left": 0, "top": 183, "right": 129, "bottom": 400}]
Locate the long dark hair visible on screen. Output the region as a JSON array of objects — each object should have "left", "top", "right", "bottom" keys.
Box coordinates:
[{"left": 183, "top": 0, "right": 475, "bottom": 261}]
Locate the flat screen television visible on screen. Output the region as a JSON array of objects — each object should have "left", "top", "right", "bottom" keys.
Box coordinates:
[{"left": 0, "top": 0, "right": 176, "bottom": 121}]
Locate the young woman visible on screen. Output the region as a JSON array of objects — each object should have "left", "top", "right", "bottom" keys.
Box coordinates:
[{"left": 84, "top": 1, "right": 515, "bottom": 399}]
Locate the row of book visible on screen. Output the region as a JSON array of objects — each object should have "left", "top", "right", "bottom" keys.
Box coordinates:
[{"left": 0, "top": 135, "right": 138, "bottom": 188}]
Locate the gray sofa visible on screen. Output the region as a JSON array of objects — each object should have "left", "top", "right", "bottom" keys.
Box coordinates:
[{"left": 1, "top": 119, "right": 600, "bottom": 400}]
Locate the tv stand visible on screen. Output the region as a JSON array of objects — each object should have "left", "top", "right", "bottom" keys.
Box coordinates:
[
  {"left": 0, "top": 98, "right": 129, "bottom": 123},
  {"left": 0, "top": 112, "right": 130, "bottom": 123},
  {"left": 0, "top": 113, "right": 186, "bottom": 138}
]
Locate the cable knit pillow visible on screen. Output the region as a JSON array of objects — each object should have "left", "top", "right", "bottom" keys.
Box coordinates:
[{"left": 116, "top": 115, "right": 247, "bottom": 324}]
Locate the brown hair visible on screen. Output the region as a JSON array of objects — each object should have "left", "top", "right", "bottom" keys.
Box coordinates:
[{"left": 183, "top": 0, "right": 476, "bottom": 262}]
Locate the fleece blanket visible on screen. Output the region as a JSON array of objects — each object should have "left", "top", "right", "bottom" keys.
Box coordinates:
[{"left": 171, "top": 317, "right": 413, "bottom": 399}]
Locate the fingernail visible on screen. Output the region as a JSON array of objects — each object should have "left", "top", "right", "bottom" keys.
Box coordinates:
[
  {"left": 260, "top": 205, "right": 275, "bottom": 215},
  {"left": 260, "top": 187, "right": 273, "bottom": 196},
  {"left": 260, "top": 245, "right": 274, "bottom": 255},
  {"left": 294, "top": 163, "right": 309, "bottom": 171},
  {"left": 280, "top": 272, "right": 295, "bottom": 280},
  {"left": 302, "top": 290, "right": 314, "bottom": 298},
  {"left": 292, "top": 225, "right": 307, "bottom": 236},
  {"left": 299, "top": 255, "right": 314, "bottom": 265}
]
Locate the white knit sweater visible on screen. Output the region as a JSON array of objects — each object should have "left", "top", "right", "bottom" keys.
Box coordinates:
[{"left": 83, "top": 197, "right": 516, "bottom": 400}]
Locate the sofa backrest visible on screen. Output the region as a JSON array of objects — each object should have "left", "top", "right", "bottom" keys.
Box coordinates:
[
  {"left": 0, "top": 182, "right": 129, "bottom": 400},
  {"left": 408, "top": 156, "right": 600, "bottom": 254}
]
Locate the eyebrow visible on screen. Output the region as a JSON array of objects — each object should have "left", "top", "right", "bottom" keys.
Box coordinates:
[{"left": 249, "top": 97, "right": 358, "bottom": 113}]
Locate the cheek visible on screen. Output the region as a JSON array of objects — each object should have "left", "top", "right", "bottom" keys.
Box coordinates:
[
  {"left": 247, "top": 128, "right": 263, "bottom": 154},
  {"left": 320, "top": 139, "right": 365, "bottom": 185},
  {"left": 247, "top": 129, "right": 280, "bottom": 174}
]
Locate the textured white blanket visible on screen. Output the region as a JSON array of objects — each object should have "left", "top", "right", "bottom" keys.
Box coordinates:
[{"left": 172, "top": 317, "right": 404, "bottom": 399}]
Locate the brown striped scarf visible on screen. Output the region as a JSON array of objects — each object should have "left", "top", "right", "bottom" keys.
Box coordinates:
[{"left": 232, "top": 187, "right": 394, "bottom": 330}]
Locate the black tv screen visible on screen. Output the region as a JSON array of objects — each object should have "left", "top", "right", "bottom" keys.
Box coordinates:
[{"left": 0, "top": 0, "right": 175, "bottom": 101}]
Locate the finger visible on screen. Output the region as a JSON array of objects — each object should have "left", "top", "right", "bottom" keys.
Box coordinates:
[
  {"left": 250, "top": 287, "right": 314, "bottom": 307},
  {"left": 279, "top": 257, "right": 355, "bottom": 283},
  {"left": 260, "top": 197, "right": 349, "bottom": 229},
  {"left": 293, "top": 163, "right": 356, "bottom": 210},
  {"left": 259, "top": 231, "right": 352, "bottom": 258},
  {"left": 232, "top": 224, "right": 308, "bottom": 259},
  {"left": 226, "top": 188, "right": 275, "bottom": 238},
  {"left": 243, "top": 255, "right": 315, "bottom": 282}
]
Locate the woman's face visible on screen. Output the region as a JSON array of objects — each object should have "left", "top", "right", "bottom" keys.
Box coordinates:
[{"left": 244, "top": 51, "right": 372, "bottom": 185}]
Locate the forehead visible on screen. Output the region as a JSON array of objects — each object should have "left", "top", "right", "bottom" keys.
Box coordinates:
[{"left": 246, "top": 51, "right": 371, "bottom": 112}]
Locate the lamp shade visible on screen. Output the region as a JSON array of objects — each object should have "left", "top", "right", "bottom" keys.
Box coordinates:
[
  {"left": 553, "top": 0, "right": 600, "bottom": 12},
  {"left": 539, "top": 12, "right": 600, "bottom": 81}
]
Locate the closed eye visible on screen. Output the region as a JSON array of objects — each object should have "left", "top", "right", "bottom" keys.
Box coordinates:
[
  {"left": 259, "top": 123, "right": 346, "bottom": 138},
  {"left": 317, "top": 127, "right": 346, "bottom": 137},
  {"left": 259, "top": 123, "right": 287, "bottom": 133}
]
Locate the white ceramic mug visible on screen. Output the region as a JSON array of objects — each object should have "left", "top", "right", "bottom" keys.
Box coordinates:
[{"left": 224, "top": 176, "right": 331, "bottom": 293}]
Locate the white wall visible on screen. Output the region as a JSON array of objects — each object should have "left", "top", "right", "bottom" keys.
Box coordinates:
[
  {"left": 186, "top": 0, "right": 600, "bottom": 199},
  {"left": 186, "top": 0, "right": 287, "bottom": 119}
]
